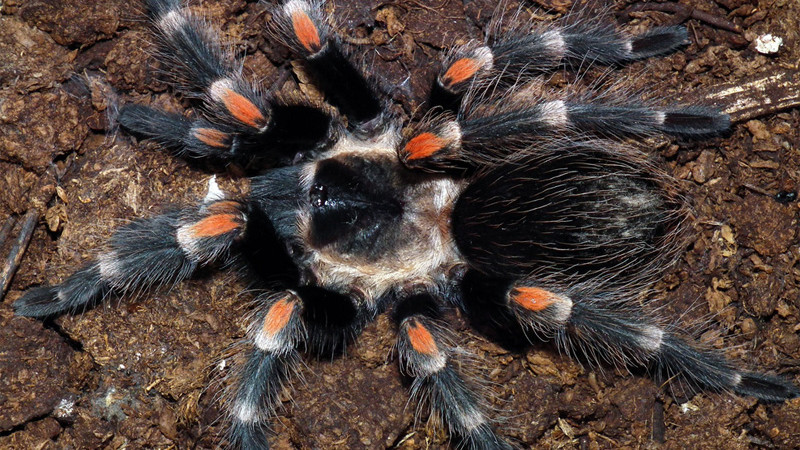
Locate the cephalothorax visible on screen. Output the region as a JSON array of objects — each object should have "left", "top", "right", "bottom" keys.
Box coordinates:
[{"left": 14, "top": 0, "right": 799, "bottom": 448}]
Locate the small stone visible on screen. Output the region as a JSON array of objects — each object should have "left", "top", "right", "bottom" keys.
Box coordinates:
[
  {"left": 745, "top": 120, "right": 771, "bottom": 141},
  {"left": 740, "top": 318, "right": 756, "bottom": 337},
  {"left": 45, "top": 203, "right": 68, "bottom": 232},
  {"left": 776, "top": 301, "right": 792, "bottom": 318},
  {"left": 754, "top": 34, "right": 783, "bottom": 54}
]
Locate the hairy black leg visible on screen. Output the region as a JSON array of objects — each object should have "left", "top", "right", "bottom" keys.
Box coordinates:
[
  {"left": 463, "top": 274, "right": 800, "bottom": 402},
  {"left": 564, "top": 104, "right": 729, "bottom": 138},
  {"left": 119, "top": 0, "right": 335, "bottom": 165},
  {"left": 394, "top": 294, "right": 512, "bottom": 450},
  {"left": 14, "top": 198, "right": 247, "bottom": 318},
  {"left": 400, "top": 101, "right": 728, "bottom": 172},
  {"left": 227, "top": 290, "right": 306, "bottom": 450},
  {"left": 143, "top": 0, "right": 268, "bottom": 128},
  {"left": 118, "top": 105, "right": 235, "bottom": 160},
  {"left": 560, "top": 23, "right": 688, "bottom": 66},
  {"left": 269, "top": 0, "right": 383, "bottom": 130},
  {"left": 430, "top": 24, "right": 688, "bottom": 109},
  {"left": 119, "top": 101, "right": 334, "bottom": 165},
  {"left": 228, "top": 287, "right": 370, "bottom": 448},
  {"left": 227, "top": 290, "right": 304, "bottom": 450}
]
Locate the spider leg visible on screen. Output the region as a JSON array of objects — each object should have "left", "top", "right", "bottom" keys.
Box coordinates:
[
  {"left": 13, "top": 198, "right": 246, "bottom": 318},
  {"left": 431, "top": 24, "right": 688, "bottom": 109},
  {"left": 561, "top": 103, "right": 730, "bottom": 138},
  {"left": 269, "top": 0, "right": 384, "bottom": 130},
  {"left": 400, "top": 102, "right": 728, "bottom": 172},
  {"left": 465, "top": 274, "right": 800, "bottom": 402},
  {"left": 228, "top": 286, "right": 371, "bottom": 448},
  {"left": 119, "top": 101, "right": 334, "bottom": 164},
  {"left": 227, "top": 290, "right": 304, "bottom": 450},
  {"left": 119, "top": 0, "right": 335, "bottom": 164},
  {"left": 395, "top": 294, "right": 512, "bottom": 450}
]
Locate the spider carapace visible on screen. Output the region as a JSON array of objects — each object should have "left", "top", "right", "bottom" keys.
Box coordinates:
[{"left": 14, "top": 0, "right": 799, "bottom": 448}]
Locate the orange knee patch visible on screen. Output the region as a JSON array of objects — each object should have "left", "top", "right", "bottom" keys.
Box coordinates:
[
  {"left": 291, "top": 10, "right": 322, "bottom": 53},
  {"left": 510, "top": 286, "right": 556, "bottom": 312},
  {"left": 207, "top": 201, "right": 241, "bottom": 214},
  {"left": 404, "top": 132, "right": 445, "bottom": 160},
  {"left": 189, "top": 213, "right": 241, "bottom": 238},
  {"left": 442, "top": 58, "right": 480, "bottom": 87},
  {"left": 193, "top": 128, "right": 229, "bottom": 148},
  {"left": 406, "top": 320, "right": 439, "bottom": 355},
  {"left": 218, "top": 87, "right": 266, "bottom": 129},
  {"left": 262, "top": 296, "right": 296, "bottom": 336}
]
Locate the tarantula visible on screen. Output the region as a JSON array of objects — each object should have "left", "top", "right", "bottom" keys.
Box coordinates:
[{"left": 14, "top": 0, "right": 799, "bottom": 448}]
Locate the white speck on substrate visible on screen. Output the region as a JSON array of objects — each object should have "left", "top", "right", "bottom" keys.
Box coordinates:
[
  {"left": 754, "top": 34, "right": 783, "bottom": 55},
  {"left": 204, "top": 175, "right": 225, "bottom": 202},
  {"left": 54, "top": 398, "right": 75, "bottom": 418},
  {"left": 680, "top": 401, "right": 700, "bottom": 414}
]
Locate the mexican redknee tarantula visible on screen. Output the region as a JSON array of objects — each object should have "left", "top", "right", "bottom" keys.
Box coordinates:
[{"left": 14, "top": 0, "right": 799, "bottom": 448}]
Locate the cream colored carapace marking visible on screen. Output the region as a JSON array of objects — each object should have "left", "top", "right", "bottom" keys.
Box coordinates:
[{"left": 298, "top": 129, "right": 467, "bottom": 305}]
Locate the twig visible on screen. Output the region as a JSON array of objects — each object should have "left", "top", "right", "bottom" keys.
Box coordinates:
[
  {"left": 378, "top": 0, "right": 463, "bottom": 20},
  {"left": 619, "top": 3, "right": 741, "bottom": 34},
  {"left": 0, "top": 209, "right": 39, "bottom": 301},
  {"left": 742, "top": 183, "right": 772, "bottom": 197},
  {"left": 701, "top": 68, "right": 800, "bottom": 123},
  {"left": 651, "top": 399, "right": 666, "bottom": 444}
]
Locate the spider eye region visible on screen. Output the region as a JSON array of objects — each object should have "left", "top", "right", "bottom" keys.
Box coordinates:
[{"left": 309, "top": 183, "right": 328, "bottom": 207}]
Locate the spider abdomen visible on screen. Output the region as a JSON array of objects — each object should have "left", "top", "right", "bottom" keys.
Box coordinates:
[{"left": 452, "top": 141, "right": 682, "bottom": 283}]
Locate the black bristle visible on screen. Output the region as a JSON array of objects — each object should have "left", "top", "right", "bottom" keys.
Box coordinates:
[
  {"left": 565, "top": 103, "right": 660, "bottom": 137},
  {"left": 118, "top": 104, "right": 192, "bottom": 151},
  {"left": 227, "top": 420, "right": 271, "bottom": 450},
  {"left": 652, "top": 334, "right": 738, "bottom": 394},
  {"left": 13, "top": 265, "right": 106, "bottom": 318},
  {"left": 107, "top": 212, "right": 197, "bottom": 288},
  {"left": 629, "top": 26, "right": 689, "bottom": 60},
  {"left": 660, "top": 107, "right": 731, "bottom": 137},
  {"left": 14, "top": 286, "right": 68, "bottom": 318},
  {"left": 735, "top": 372, "right": 800, "bottom": 402},
  {"left": 562, "top": 23, "right": 632, "bottom": 66}
]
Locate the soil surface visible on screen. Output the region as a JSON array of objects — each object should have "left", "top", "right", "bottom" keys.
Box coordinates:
[{"left": 2, "top": 0, "right": 800, "bottom": 448}]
